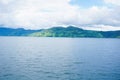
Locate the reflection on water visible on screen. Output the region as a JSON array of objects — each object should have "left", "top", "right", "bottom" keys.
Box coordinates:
[{"left": 0, "top": 37, "right": 120, "bottom": 80}]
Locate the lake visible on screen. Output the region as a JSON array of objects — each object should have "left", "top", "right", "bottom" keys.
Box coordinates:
[{"left": 0, "top": 37, "right": 120, "bottom": 80}]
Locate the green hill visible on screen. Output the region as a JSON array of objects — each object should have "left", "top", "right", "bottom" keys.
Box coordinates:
[
  {"left": 0, "top": 26, "right": 120, "bottom": 38},
  {"left": 29, "top": 26, "right": 120, "bottom": 38}
]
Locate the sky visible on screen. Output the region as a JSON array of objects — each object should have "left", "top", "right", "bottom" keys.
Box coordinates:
[{"left": 0, "top": 0, "right": 120, "bottom": 31}]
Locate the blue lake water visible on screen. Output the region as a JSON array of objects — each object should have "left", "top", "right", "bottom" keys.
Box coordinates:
[{"left": 0, "top": 37, "right": 120, "bottom": 80}]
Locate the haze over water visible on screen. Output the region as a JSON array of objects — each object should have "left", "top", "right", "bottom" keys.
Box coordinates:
[{"left": 0, "top": 37, "right": 120, "bottom": 80}]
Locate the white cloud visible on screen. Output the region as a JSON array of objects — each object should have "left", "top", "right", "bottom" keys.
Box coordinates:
[
  {"left": 81, "top": 24, "right": 120, "bottom": 31},
  {"left": 0, "top": 0, "right": 78, "bottom": 29},
  {"left": 0, "top": 0, "right": 120, "bottom": 31},
  {"left": 104, "top": 0, "right": 120, "bottom": 6}
]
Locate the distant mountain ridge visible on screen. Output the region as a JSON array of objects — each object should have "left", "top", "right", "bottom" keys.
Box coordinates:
[
  {"left": 0, "top": 26, "right": 120, "bottom": 38},
  {"left": 0, "top": 27, "right": 40, "bottom": 36}
]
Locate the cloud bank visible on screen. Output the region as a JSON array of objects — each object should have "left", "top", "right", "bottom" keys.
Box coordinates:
[{"left": 0, "top": 0, "right": 120, "bottom": 31}]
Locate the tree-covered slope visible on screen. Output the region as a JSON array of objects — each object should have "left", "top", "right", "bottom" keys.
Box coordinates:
[
  {"left": 29, "top": 26, "right": 120, "bottom": 38},
  {"left": 0, "top": 26, "right": 120, "bottom": 38}
]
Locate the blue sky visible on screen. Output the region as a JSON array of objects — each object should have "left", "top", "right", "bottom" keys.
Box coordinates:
[
  {"left": 70, "top": 0, "right": 104, "bottom": 8},
  {"left": 0, "top": 0, "right": 120, "bottom": 31}
]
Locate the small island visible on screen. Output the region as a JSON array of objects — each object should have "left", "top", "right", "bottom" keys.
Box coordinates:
[{"left": 0, "top": 26, "right": 120, "bottom": 38}]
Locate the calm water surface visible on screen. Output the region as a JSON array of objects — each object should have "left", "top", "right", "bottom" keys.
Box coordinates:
[{"left": 0, "top": 37, "right": 120, "bottom": 80}]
